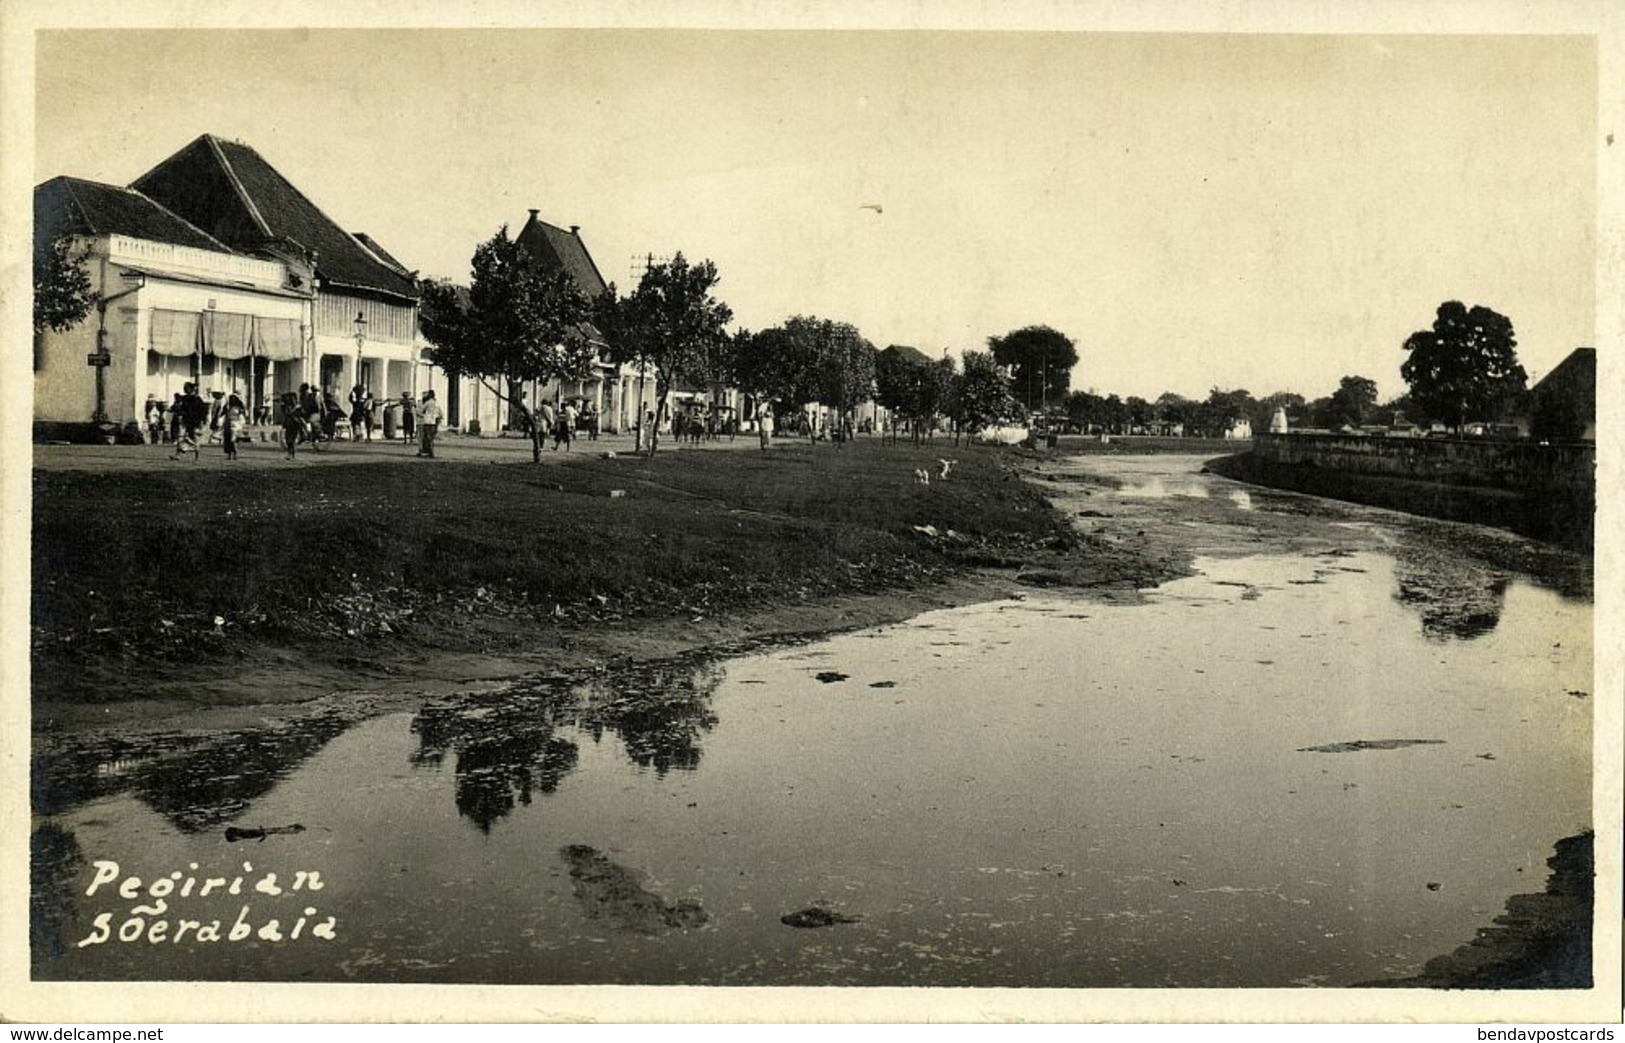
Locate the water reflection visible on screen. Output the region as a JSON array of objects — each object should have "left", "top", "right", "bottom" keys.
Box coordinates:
[
  {"left": 1392, "top": 547, "right": 1510, "bottom": 642},
  {"left": 34, "top": 709, "right": 358, "bottom": 830},
  {"left": 411, "top": 657, "right": 722, "bottom": 830},
  {"left": 30, "top": 823, "right": 85, "bottom": 964}
]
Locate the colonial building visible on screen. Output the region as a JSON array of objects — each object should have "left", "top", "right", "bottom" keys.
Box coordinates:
[
  {"left": 131, "top": 135, "right": 420, "bottom": 405},
  {"left": 33, "top": 175, "right": 310, "bottom": 437}
]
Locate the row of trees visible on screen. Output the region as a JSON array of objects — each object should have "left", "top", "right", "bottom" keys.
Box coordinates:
[
  {"left": 1055, "top": 301, "right": 1545, "bottom": 440},
  {"left": 41, "top": 216, "right": 1557, "bottom": 443},
  {"left": 422, "top": 226, "right": 1039, "bottom": 454}
]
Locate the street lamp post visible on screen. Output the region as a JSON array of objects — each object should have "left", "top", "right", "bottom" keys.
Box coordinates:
[{"left": 353, "top": 310, "right": 368, "bottom": 390}]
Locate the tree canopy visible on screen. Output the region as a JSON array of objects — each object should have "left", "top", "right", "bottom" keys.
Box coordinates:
[
  {"left": 419, "top": 226, "right": 594, "bottom": 460},
  {"left": 1325, "top": 375, "right": 1379, "bottom": 429},
  {"left": 948, "top": 350, "right": 1019, "bottom": 437},
  {"left": 987, "top": 325, "right": 1078, "bottom": 413},
  {"left": 34, "top": 234, "right": 97, "bottom": 335},
  {"left": 1400, "top": 301, "right": 1527, "bottom": 431},
  {"left": 731, "top": 316, "right": 875, "bottom": 441},
  {"left": 888, "top": 350, "right": 984, "bottom": 437},
  {"left": 600, "top": 252, "right": 733, "bottom": 453}
]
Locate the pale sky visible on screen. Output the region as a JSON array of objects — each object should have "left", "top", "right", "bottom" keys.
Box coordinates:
[{"left": 34, "top": 28, "right": 1597, "bottom": 402}]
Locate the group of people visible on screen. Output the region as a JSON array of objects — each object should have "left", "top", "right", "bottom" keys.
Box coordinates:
[
  {"left": 523, "top": 398, "right": 596, "bottom": 451},
  {"left": 277, "top": 383, "right": 441, "bottom": 459},
  {"left": 144, "top": 387, "right": 247, "bottom": 460}
]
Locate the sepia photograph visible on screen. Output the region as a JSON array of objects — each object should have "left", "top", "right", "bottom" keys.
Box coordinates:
[{"left": 4, "top": 0, "right": 1619, "bottom": 1025}]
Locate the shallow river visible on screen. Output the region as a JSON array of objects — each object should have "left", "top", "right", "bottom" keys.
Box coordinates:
[{"left": 32, "top": 456, "right": 1592, "bottom": 987}]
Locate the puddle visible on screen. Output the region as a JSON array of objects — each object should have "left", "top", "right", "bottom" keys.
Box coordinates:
[{"left": 32, "top": 467, "right": 1592, "bottom": 988}]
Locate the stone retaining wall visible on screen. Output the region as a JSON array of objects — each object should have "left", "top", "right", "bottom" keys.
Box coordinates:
[{"left": 1252, "top": 433, "right": 1594, "bottom": 492}]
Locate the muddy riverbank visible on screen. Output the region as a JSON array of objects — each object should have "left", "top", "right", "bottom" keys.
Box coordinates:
[
  {"left": 30, "top": 452, "right": 1594, "bottom": 990},
  {"left": 1206, "top": 450, "right": 1594, "bottom": 552}
]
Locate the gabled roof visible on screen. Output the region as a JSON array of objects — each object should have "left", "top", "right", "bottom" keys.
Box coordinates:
[
  {"left": 1532, "top": 347, "right": 1596, "bottom": 404},
  {"left": 132, "top": 134, "right": 418, "bottom": 301},
  {"left": 353, "top": 232, "right": 412, "bottom": 277},
  {"left": 34, "top": 176, "right": 233, "bottom": 266},
  {"left": 881, "top": 344, "right": 933, "bottom": 364},
  {"left": 515, "top": 211, "right": 609, "bottom": 298}
]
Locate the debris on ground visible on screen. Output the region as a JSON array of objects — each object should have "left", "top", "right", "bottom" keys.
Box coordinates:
[{"left": 781, "top": 905, "right": 863, "bottom": 928}]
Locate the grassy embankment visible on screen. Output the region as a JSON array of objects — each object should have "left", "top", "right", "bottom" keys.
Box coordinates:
[{"left": 34, "top": 440, "right": 1121, "bottom": 702}]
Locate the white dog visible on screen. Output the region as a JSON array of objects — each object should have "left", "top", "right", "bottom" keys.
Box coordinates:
[
  {"left": 937, "top": 459, "right": 958, "bottom": 480},
  {"left": 914, "top": 468, "right": 932, "bottom": 486}
]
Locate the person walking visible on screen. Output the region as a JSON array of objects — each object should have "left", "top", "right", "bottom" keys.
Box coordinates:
[
  {"left": 279, "top": 391, "right": 305, "bottom": 459},
  {"left": 553, "top": 400, "right": 575, "bottom": 451},
  {"left": 222, "top": 392, "right": 246, "bottom": 460},
  {"left": 758, "top": 404, "right": 774, "bottom": 451},
  {"left": 416, "top": 389, "right": 442, "bottom": 458},
  {"left": 538, "top": 399, "right": 556, "bottom": 450},
  {"left": 171, "top": 382, "right": 208, "bottom": 460},
  {"left": 207, "top": 390, "right": 226, "bottom": 443}
]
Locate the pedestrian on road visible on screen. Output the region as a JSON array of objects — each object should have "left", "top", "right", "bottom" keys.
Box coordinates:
[
  {"left": 554, "top": 401, "right": 576, "bottom": 451},
  {"left": 538, "top": 399, "right": 556, "bottom": 450},
  {"left": 168, "top": 393, "right": 184, "bottom": 445},
  {"left": 416, "top": 389, "right": 442, "bottom": 458},
  {"left": 222, "top": 392, "right": 246, "bottom": 460},
  {"left": 171, "top": 383, "right": 208, "bottom": 460},
  {"left": 758, "top": 405, "right": 774, "bottom": 451},
  {"left": 207, "top": 390, "right": 226, "bottom": 443},
  {"left": 401, "top": 392, "right": 416, "bottom": 445},
  {"left": 279, "top": 392, "right": 305, "bottom": 459}
]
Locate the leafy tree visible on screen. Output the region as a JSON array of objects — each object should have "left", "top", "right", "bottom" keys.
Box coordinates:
[
  {"left": 1063, "top": 390, "right": 1103, "bottom": 432},
  {"left": 34, "top": 234, "right": 97, "bottom": 336},
  {"left": 1154, "top": 392, "right": 1197, "bottom": 434},
  {"left": 880, "top": 349, "right": 957, "bottom": 441},
  {"left": 874, "top": 345, "right": 929, "bottom": 438},
  {"left": 731, "top": 323, "right": 817, "bottom": 419},
  {"left": 732, "top": 315, "right": 874, "bottom": 443},
  {"left": 814, "top": 323, "right": 877, "bottom": 445},
  {"left": 420, "top": 226, "right": 593, "bottom": 462},
  {"left": 1326, "top": 375, "right": 1379, "bottom": 429},
  {"left": 602, "top": 252, "right": 733, "bottom": 455},
  {"left": 1196, "top": 388, "right": 1256, "bottom": 437},
  {"left": 1401, "top": 301, "right": 1527, "bottom": 432},
  {"left": 1100, "top": 393, "right": 1128, "bottom": 435},
  {"left": 987, "top": 325, "right": 1079, "bottom": 413},
  {"left": 1125, "top": 396, "right": 1153, "bottom": 432},
  {"left": 947, "top": 350, "right": 1018, "bottom": 442}
]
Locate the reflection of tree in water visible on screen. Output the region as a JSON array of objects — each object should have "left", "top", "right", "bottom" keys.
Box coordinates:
[
  {"left": 1392, "top": 545, "right": 1509, "bottom": 642},
  {"left": 576, "top": 660, "right": 723, "bottom": 776},
  {"left": 33, "top": 710, "right": 358, "bottom": 832},
  {"left": 31, "top": 822, "right": 84, "bottom": 972},
  {"left": 411, "top": 655, "right": 722, "bottom": 830}
]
